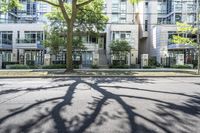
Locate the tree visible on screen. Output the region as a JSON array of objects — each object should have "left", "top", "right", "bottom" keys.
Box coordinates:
[
  {"left": 171, "top": 22, "right": 200, "bottom": 74},
  {"left": 43, "top": 29, "right": 65, "bottom": 54},
  {"left": 110, "top": 40, "right": 131, "bottom": 65},
  {"left": 4, "top": 0, "right": 108, "bottom": 72}
]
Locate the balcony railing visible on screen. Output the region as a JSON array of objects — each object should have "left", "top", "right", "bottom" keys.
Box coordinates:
[{"left": 16, "top": 39, "right": 43, "bottom": 44}]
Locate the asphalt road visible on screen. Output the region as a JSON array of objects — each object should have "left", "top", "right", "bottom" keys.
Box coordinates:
[{"left": 0, "top": 77, "right": 200, "bottom": 133}]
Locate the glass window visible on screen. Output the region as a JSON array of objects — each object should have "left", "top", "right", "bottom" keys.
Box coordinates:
[
  {"left": 112, "top": 4, "right": 119, "bottom": 13},
  {"left": 24, "top": 31, "right": 43, "bottom": 43},
  {"left": 112, "top": 13, "right": 119, "bottom": 22},
  {"left": 0, "top": 31, "right": 13, "bottom": 45}
]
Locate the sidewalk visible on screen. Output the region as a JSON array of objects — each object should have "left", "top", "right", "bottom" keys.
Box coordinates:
[{"left": 0, "top": 68, "right": 199, "bottom": 78}]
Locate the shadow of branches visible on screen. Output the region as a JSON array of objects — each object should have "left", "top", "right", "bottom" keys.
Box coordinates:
[{"left": 0, "top": 78, "right": 199, "bottom": 133}]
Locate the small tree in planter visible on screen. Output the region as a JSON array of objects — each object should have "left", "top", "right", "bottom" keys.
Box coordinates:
[
  {"left": 171, "top": 22, "right": 200, "bottom": 73},
  {"left": 110, "top": 40, "right": 131, "bottom": 66}
]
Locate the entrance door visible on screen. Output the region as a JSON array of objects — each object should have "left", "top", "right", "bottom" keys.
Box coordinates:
[{"left": 82, "top": 52, "right": 93, "bottom": 67}]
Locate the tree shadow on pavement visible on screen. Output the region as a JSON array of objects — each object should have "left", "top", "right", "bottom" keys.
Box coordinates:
[
  {"left": 0, "top": 78, "right": 199, "bottom": 133},
  {"left": 0, "top": 84, "right": 70, "bottom": 96}
]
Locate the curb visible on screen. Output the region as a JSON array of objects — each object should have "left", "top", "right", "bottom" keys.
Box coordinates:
[{"left": 0, "top": 75, "right": 200, "bottom": 79}]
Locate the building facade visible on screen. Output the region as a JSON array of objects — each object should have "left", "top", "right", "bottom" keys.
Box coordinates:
[
  {"left": 0, "top": 0, "right": 139, "bottom": 68},
  {"left": 0, "top": 1, "right": 50, "bottom": 68},
  {"left": 136, "top": 0, "right": 199, "bottom": 66},
  {"left": 105, "top": 0, "right": 139, "bottom": 66},
  {"left": 2, "top": 0, "right": 197, "bottom": 68}
]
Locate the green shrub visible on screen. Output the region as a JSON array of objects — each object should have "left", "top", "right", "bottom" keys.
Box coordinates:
[
  {"left": 10, "top": 65, "right": 29, "bottom": 69},
  {"left": 42, "top": 64, "right": 66, "bottom": 69},
  {"left": 91, "top": 64, "right": 99, "bottom": 69},
  {"left": 29, "top": 65, "right": 39, "bottom": 69},
  {"left": 149, "top": 57, "right": 157, "bottom": 66},
  {"left": 130, "top": 64, "right": 140, "bottom": 68},
  {"left": 26, "top": 60, "right": 35, "bottom": 66},
  {"left": 171, "top": 65, "right": 192, "bottom": 69},
  {"left": 73, "top": 64, "right": 80, "bottom": 69},
  {"left": 192, "top": 60, "right": 198, "bottom": 69},
  {"left": 109, "top": 64, "right": 129, "bottom": 69},
  {"left": 143, "top": 66, "right": 156, "bottom": 69}
]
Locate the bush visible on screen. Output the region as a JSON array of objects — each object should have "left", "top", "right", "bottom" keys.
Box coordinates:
[
  {"left": 91, "top": 64, "right": 99, "bottom": 69},
  {"left": 171, "top": 65, "right": 192, "bottom": 69},
  {"left": 29, "top": 65, "right": 39, "bottom": 69},
  {"left": 192, "top": 60, "right": 198, "bottom": 69},
  {"left": 73, "top": 64, "right": 80, "bottom": 69},
  {"left": 143, "top": 66, "right": 156, "bottom": 69},
  {"left": 2, "top": 62, "right": 19, "bottom": 69},
  {"left": 42, "top": 64, "right": 66, "bottom": 69},
  {"left": 130, "top": 64, "right": 140, "bottom": 68},
  {"left": 26, "top": 60, "right": 35, "bottom": 66},
  {"left": 149, "top": 57, "right": 157, "bottom": 66},
  {"left": 109, "top": 64, "right": 129, "bottom": 69},
  {"left": 10, "top": 65, "right": 29, "bottom": 69}
]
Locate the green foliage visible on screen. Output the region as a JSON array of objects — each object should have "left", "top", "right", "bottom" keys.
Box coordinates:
[
  {"left": 176, "top": 22, "right": 197, "bottom": 34},
  {"left": 172, "top": 35, "right": 196, "bottom": 46},
  {"left": 72, "top": 37, "right": 87, "bottom": 52},
  {"left": 0, "top": 0, "right": 22, "bottom": 12},
  {"left": 42, "top": 64, "right": 66, "bottom": 69},
  {"left": 171, "top": 65, "right": 192, "bottom": 69},
  {"left": 26, "top": 60, "right": 35, "bottom": 66},
  {"left": 9, "top": 65, "right": 29, "bottom": 69},
  {"left": 129, "top": 0, "right": 141, "bottom": 4},
  {"left": 192, "top": 60, "right": 198, "bottom": 69},
  {"left": 43, "top": 30, "right": 65, "bottom": 54},
  {"left": 110, "top": 40, "right": 131, "bottom": 65},
  {"left": 143, "top": 66, "right": 156, "bottom": 69},
  {"left": 76, "top": 0, "right": 109, "bottom": 33},
  {"left": 91, "top": 64, "right": 99, "bottom": 69},
  {"left": 9, "top": 64, "right": 39, "bottom": 69},
  {"left": 109, "top": 64, "right": 130, "bottom": 69},
  {"left": 110, "top": 40, "right": 131, "bottom": 52},
  {"left": 45, "top": 0, "right": 108, "bottom": 34},
  {"left": 171, "top": 22, "right": 198, "bottom": 47}
]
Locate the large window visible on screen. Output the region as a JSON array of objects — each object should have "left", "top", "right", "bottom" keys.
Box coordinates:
[
  {"left": 112, "top": 31, "right": 131, "bottom": 41},
  {"left": 27, "top": 2, "right": 36, "bottom": 15},
  {"left": 24, "top": 31, "right": 43, "bottom": 43},
  {"left": 0, "top": 31, "right": 13, "bottom": 45},
  {"left": 112, "top": 0, "right": 127, "bottom": 23}
]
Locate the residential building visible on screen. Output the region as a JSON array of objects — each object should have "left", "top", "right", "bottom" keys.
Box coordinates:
[
  {"left": 0, "top": 1, "right": 51, "bottom": 67},
  {"left": 136, "top": 0, "right": 199, "bottom": 67},
  {"left": 105, "top": 0, "right": 139, "bottom": 66},
  {"left": 0, "top": 0, "right": 139, "bottom": 68}
]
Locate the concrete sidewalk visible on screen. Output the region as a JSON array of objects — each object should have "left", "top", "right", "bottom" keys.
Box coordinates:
[
  {"left": 0, "top": 68, "right": 199, "bottom": 78},
  {"left": 0, "top": 68, "right": 198, "bottom": 72}
]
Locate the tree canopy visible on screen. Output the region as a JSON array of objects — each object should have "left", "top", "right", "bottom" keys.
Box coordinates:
[{"left": 171, "top": 22, "right": 198, "bottom": 47}]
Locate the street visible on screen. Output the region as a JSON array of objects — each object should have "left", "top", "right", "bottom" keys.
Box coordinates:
[{"left": 0, "top": 77, "right": 200, "bottom": 133}]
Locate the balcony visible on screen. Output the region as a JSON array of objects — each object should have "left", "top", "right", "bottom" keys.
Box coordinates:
[
  {"left": 0, "top": 43, "right": 12, "bottom": 49},
  {"left": 84, "top": 43, "right": 99, "bottom": 51},
  {"left": 16, "top": 39, "right": 44, "bottom": 49}
]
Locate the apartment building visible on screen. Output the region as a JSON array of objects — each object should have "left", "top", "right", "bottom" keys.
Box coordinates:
[
  {"left": 105, "top": 0, "right": 139, "bottom": 66},
  {"left": 0, "top": 0, "right": 139, "bottom": 68},
  {"left": 137, "top": 0, "right": 199, "bottom": 66},
  {"left": 0, "top": 1, "right": 51, "bottom": 67}
]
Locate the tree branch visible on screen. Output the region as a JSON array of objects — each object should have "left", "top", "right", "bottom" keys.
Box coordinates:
[
  {"left": 36, "top": 0, "right": 59, "bottom": 7},
  {"left": 58, "top": 0, "right": 70, "bottom": 23},
  {"left": 76, "top": 0, "right": 94, "bottom": 8}
]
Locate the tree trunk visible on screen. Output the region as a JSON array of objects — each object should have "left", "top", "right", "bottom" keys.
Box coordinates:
[
  {"left": 66, "top": 24, "right": 74, "bottom": 72},
  {"left": 198, "top": 46, "right": 200, "bottom": 75}
]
